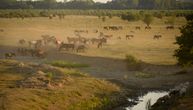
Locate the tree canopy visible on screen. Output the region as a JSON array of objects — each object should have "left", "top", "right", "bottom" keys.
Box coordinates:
[
  {"left": 0, "top": 0, "right": 193, "bottom": 9},
  {"left": 174, "top": 21, "right": 193, "bottom": 66}
]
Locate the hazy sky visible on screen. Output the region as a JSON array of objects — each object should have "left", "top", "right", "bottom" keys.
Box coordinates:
[{"left": 57, "top": 0, "right": 112, "bottom": 3}]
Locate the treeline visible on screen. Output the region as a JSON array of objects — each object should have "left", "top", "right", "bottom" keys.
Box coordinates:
[
  {"left": 0, "top": 9, "right": 192, "bottom": 19},
  {"left": 0, "top": 0, "right": 193, "bottom": 10}
]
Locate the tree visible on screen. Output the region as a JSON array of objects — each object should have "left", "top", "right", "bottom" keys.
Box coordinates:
[
  {"left": 174, "top": 21, "right": 193, "bottom": 66},
  {"left": 165, "top": 16, "right": 176, "bottom": 26},
  {"left": 143, "top": 14, "right": 153, "bottom": 27}
]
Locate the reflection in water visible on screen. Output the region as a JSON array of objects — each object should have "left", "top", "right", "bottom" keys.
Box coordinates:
[{"left": 126, "top": 91, "right": 168, "bottom": 110}]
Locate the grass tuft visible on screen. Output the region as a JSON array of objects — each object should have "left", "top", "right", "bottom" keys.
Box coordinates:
[
  {"left": 135, "top": 72, "right": 155, "bottom": 78},
  {"left": 46, "top": 60, "right": 89, "bottom": 68}
]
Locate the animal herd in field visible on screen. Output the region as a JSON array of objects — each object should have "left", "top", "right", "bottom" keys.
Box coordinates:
[{"left": 4, "top": 25, "right": 175, "bottom": 59}]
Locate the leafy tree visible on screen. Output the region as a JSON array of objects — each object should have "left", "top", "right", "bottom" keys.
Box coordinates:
[
  {"left": 174, "top": 21, "right": 193, "bottom": 66},
  {"left": 165, "top": 16, "right": 176, "bottom": 26},
  {"left": 143, "top": 14, "right": 153, "bottom": 27}
]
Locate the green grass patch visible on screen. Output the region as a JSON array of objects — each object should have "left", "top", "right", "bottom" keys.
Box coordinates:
[
  {"left": 135, "top": 72, "right": 155, "bottom": 78},
  {"left": 47, "top": 60, "right": 89, "bottom": 68}
]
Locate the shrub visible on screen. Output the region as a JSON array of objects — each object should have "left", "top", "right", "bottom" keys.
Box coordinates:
[
  {"left": 121, "top": 12, "right": 140, "bottom": 21},
  {"left": 46, "top": 72, "right": 54, "bottom": 79},
  {"left": 125, "top": 54, "right": 141, "bottom": 70},
  {"left": 174, "top": 21, "right": 193, "bottom": 66},
  {"left": 143, "top": 14, "right": 154, "bottom": 27}
]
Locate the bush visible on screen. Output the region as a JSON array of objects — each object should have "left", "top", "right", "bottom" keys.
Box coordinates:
[
  {"left": 153, "top": 12, "right": 163, "bottom": 19},
  {"left": 143, "top": 14, "right": 153, "bottom": 27},
  {"left": 121, "top": 12, "right": 140, "bottom": 21},
  {"left": 174, "top": 21, "right": 193, "bottom": 66},
  {"left": 125, "top": 54, "right": 141, "bottom": 70},
  {"left": 46, "top": 72, "right": 54, "bottom": 79}
]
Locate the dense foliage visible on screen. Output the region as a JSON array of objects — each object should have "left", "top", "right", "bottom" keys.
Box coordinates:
[
  {"left": 174, "top": 21, "right": 193, "bottom": 66},
  {"left": 0, "top": 0, "right": 193, "bottom": 9}
]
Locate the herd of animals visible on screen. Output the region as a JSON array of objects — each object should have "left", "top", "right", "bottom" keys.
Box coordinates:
[{"left": 3, "top": 25, "right": 175, "bottom": 59}]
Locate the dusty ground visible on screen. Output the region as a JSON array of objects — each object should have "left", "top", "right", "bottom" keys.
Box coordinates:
[{"left": 0, "top": 16, "right": 186, "bottom": 64}]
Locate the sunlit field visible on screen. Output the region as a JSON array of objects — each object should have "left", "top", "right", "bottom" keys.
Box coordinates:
[{"left": 0, "top": 15, "right": 186, "bottom": 64}]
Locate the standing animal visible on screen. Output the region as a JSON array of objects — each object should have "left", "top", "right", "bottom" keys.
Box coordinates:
[
  {"left": 31, "top": 49, "right": 47, "bottom": 58},
  {"left": 166, "top": 26, "right": 174, "bottom": 30},
  {"left": 153, "top": 35, "right": 162, "bottom": 39},
  {"left": 104, "top": 35, "right": 113, "bottom": 39},
  {"left": 59, "top": 43, "right": 75, "bottom": 51},
  {"left": 28, "top": 40, "right": 44, "bottom": 49},
  {"left": 67, "top": 37, "right": 79, "bottom": 44},
  {"left": 18, "top": 39, "right": 26, "bottom": 45},
  {"left": 126, "top": 35, "right": 134, "bottom": 40},
  {"left": 41, "top": 35, "right": 56, "bottom": 45},
  {"left": 97, "top": 41, "right": 103, "bottom": 48},
  {"left": 76, "top": 44, "right": 86, "bottom": 52},
  {"left": 5, "top": 52, "right": 16, "bottom": 59},
  {"left": 135, "top": 26, "right": 141, "bottom": 30},
  {"left": 145, "top": 26, "right": 151, "bottom": 30}
]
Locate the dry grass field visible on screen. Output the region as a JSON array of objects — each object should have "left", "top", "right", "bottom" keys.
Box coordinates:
[
  {"left": 0, "top": 15, "right": 187, "bottom": 65},
  {"left": 1, "top": 15, "right": 193, "bottom": 110}
]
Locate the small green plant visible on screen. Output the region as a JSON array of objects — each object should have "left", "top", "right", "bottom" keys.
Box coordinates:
[
  {"left": 125, "top": 54, "right": 142, "bottom": 70},
  {"left": 125, "top": 54, "right": 138, "bottom": 64},
  {"left": 46, "top": 72, "right": 53, "bottom": 79}
]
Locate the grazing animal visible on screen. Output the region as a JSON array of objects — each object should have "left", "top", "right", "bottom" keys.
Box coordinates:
[
  {"left": 55, "top": 40, "right": 63, "bottom": 48},
  {"left": 76, "top": 44, "right": 86, "bottom": 52},
  {"left": 153, "top": 35, "right": 162, "bottom": 39},
  {"left": 145, "top": 26, "right": 151, "bottom": 30},
  {"left": 93, "top": 30, "right": 98, "bottom": 33},
  {"left": 135, "top": 26, "right": 141, "bottom": 30},
  {"left": 91, "top": 38, "right": 101, "bottom": 44},
  {"left": 59, "top": 43, "right": 75, "bottom": 51},
  {"left": 104, "top": 26, "right": 109, "bottom": 30},
  {"left": 41, "top": 35, "right": 56, "bottom": 45},
  {"left": 18, "top": 39, "right": 26, "bottom": 45},
  {"left": 126, "top": 35, "right": 134, "bottom": 40},
  {"left": 104, "top": 35, "right": 113, "bottom": 39},
  {"left": 5, "top": 52, "right": 16, "bottom": 59},
  {"left": 97, "top": 41, "right": 103, "bottom": 48},
  {"left": 28, "top": 40, "right": 44, "bottom": 49},
  {"left": 67, "top": 37, "right": 79, "bottom": 44},
  {"left": 130, "top": 31, "right": 135, "bottom": 33},
  {"left": 166, "top": 26, "right": 174, "bottom": 30},
  {"left": 36, "top": 50, "right": 47, "bottom": 58}
]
